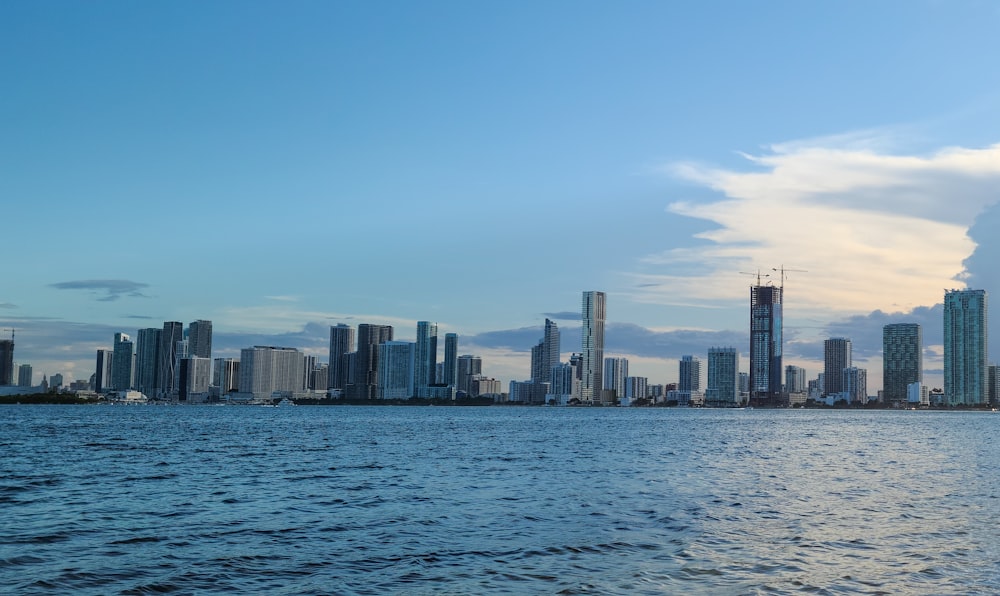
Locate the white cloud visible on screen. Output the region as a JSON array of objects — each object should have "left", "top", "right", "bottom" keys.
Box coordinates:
[{"left": 641, "top": 138, "right": 1000, "bottom": 320}]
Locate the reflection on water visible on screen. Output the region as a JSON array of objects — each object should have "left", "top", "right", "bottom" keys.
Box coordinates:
[{"left": 1, "top": 406, "right": 998, "bottom": 594}]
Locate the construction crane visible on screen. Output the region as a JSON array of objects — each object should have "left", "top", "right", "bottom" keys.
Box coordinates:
[
  {"left": 771, "top": 265, "right": 808, "bottom": 289},
  {"left": 739, "top": 269, "right": 772, "bottom": 286}
]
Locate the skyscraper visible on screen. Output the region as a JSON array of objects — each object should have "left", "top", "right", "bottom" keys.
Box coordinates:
[
  {"left": 112, "top": 332, "right": 135, "bottom": 391},
  {"left": 378, "top": 341, "right": 415, "bottom": 399},
  {"left": 944, "top": 289, "right": 988, "bottom": 406},
  {"left": 95, "top": 349, "right": 114, "bottom": 393},
  {"left": 706, "top": 347, "right": 739, "bottom": 406},
  {"left": 414, "top": 321, "right": 438, "bottom": 389},
  {"left": 842, "top": 366, "right": 867, "bottom": 404},
  {"left": 0, "top": 338, "right": 14, "bottom": 386},
  {"left": 531, "top": 319, "right": 560, "bottom": 384},
  {"left": 824, "top": 338, "right": 852, "bottom": 396},
  {"left": 17, "top": 364, "right": 32, "bottom": 387},
  {"left": 883, "top": 323, "right": 922, "bottom": 407},
  {"left": 784, "top": 365, "right": 807, "bottom": 394},
  {"left": 442, "top": 333, "right": 458, "bottom": 387},
  {"left": 749, "top": 283, "right": 782, "bottom": 406},
  {"left": 456, "top": 354, "right": 482, "bottom": 396},
  {"left": 679, "top": 355, "right": 702, "bottom": 392},
  {"left": 188, "top": 320, "right": 213, "bottom": 359},
  {"left": 347, "top": 324, "right": 394, "bottom": 399},
  {"left": 603, "top": 357, "right": 629, "bottom": 399},
  {"left": 239, "top": 346, "right": 306, "bottom": 400},
  {"left": 135, "top": 328, "right": 161, "bottom": 396},
  {"left": 328, "top": 324, "right": 355, "bottom": 390},
  {"left": 581, "top": 291, "right": 607, "bottom": 404},
  {"left": 158, "top": 321, "right": 184, "bottom": 396}
]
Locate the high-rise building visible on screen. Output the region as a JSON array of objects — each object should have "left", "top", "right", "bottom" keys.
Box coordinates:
[
  {"left": 188, "top": 320, "right": 213, "bottom": 359},
  {"left": 679, "top": 355, "right": 702, "bottom": 392},
  {"left": 581, "top": 291, "right": 607, "bottom": 404},
  {"left": 531, "top": 319, "right": 560, "bottom": 384},
  {"left": 213, "top": 358, "right": 240, "bottom": 394},
  {"left": 442, "top": 333, "right": 458, "bottom": 387},
  {"left": 603, "top": 357, "right": 629, "bottom": 399},
  {"left": 328, "top": 324, "right": 355, "bottom": 390},
  {"left": 749, "top": 283, "right": 782, "bottom": 406},
  {"left": 944, "top": 289, "right": 988, "bottom": 406},
  {"left": 883, "top": 323, "right": 922, "bottom": 407},
  {"left": 989, "top": 364, "right": 1000, "bottom": 407},
  {"left": 378, "top": 341, "right": 415, "bottom": 399},
  {"left": 17, "top": 364, "right": 32, "bottom": 387},
  {"left": 0, "top": 339, "right": 14, "bottom": 386},
  {"left": 624, "top": 376, "right": 648, "bottom": 401},
  {"left": 707, "top": 347, "right": 740, "bottom": 406},
  {"left": 95, "top": 349, "right": 114, "bottom": 393},
  {"left": 843, "top": 366, "right": 867, "bottom": 404},
  {"left": 239, "top": 346, "right": 306, "bottom": 400},
  {"left": 823, "top": 338, "right": 852, "bottom": 396},
  {"left": 178, "top": 356, "right": 212, "bottom": 401},
  {"left": 135, "top": 328, "right": 161, "bottom": 396},
  {"left": 111, "top": 332, "right": 135, "bottom": 391},
  {"left": 414, "top": 321, "right": 438, "bottom": 389},
  {"left": 158, "top": 322, "right": 184, "bottom": 396},
  {"left": 456, "top": 354, "right": 482, "bottom": 396},
  {"left": 347, "top": 324, "right": 394, "bottom": 399},
  {"left": 784, "top": 365, "right": 807, "bottom": 394}
]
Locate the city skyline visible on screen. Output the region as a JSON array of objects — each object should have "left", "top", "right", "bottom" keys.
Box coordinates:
[{"left": 3, "top": 3, "right": 1000, "bottom": 390}]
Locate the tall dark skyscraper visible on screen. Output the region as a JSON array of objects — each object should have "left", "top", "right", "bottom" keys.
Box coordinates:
[
  {"left": 158, "top": 321, "right": 184, "bottom": 396},
  {"left": 883, "top": 323, "right": 922, "bottom": 406},
  {"left": 531, "top": 319, "right": 560, "bottom": 384},
  {"left": 188, "top": 320, "right": 213, "bottom": 359},
  {"left": 749, "top": 283, "right": 782, "bottom": 406},
  {"left": 456, "top": 354, "right": 481, "bottom": 396},
  {"left": 823, "top": 337, "right": 852, "bottom": 396},
  {"left": 111, "top": 332, "right": 134, "bottom": 391},
  {"left": 135, "top": 328, "right": 161, "bottom": 396},
  {"left": 581, "top": 291, "right": 606, "bottom": 404},
  {"left": 95, "top": 349, "right": 114, "bottom": 393},
  {"left": 442, "top": 333, "right": 458, "bottom": 387},
  {"left": 328, "top": 324, "right": 355, "bottom": 390},
  {"left": 0, "top": 338, "right": 14, "bottom": 386},
  {"left": 347, "top": 324, "right": 393, "bottom": 399}
]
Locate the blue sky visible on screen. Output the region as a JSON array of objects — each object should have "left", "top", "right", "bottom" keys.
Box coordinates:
[{"left": 3, "top": 1, "right": 1000, "bottom": 390}]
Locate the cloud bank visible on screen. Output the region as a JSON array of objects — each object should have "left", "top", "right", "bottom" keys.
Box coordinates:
[
  {"left": 640, "top": 139, "right": 1000, "bottom": 321},
  {"left": 49, "top": 279, "right": 151, "bottom": 302}
]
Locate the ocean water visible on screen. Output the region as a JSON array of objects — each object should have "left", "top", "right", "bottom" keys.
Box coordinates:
[{"left": 1, "top": 405, "right": 998, "bottom": 595}]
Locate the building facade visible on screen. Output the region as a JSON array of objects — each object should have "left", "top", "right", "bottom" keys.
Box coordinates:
[
  {"left": 581, "top": 291, "right": 607, "bottom": 404},
  {"left": 823, "top": 338, "right": 852, "bottom": 396},
  {"left": 328, "top": 324, "right": 355, "bottom": 391},
  {"left": 706, "top": 347, "right": 740, "bottom": 406},
  {"left": 749, "top": 284, "right": 782, "bottom": 406},
  {"left": 943, "top": 289, "right": 988, "bottom": 406},
  {"left": 883, "top": 323, "right": 922, "bottom": 407}
]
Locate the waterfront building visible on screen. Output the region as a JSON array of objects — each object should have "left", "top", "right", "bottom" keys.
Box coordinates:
[
  {"left": 883, "top": 323, "right": 922, "bottom": 407},
  {"left": 213, "top": 358, "right": 240, "bottom": 394},
  {"left": 328, "top": 324, "right": 355, "bottom": 390},
  {"left": 944, "top": 289, "right": 988, "bottom": 406},
  {"left": 188, "top": 320, "right": 213, "bottom": 359},
  {"left": 581, "top": 291, "right": 607, "bottom": 404},
  {"left": 843, "top": 366, "right": 867, "bottom": 404},
  {"left": 989, "top": 364, "right": 1000, "bottom": 407},
  {"left": 239, "top": 346, "right": 306, "bottom": 400},
  {"left": 347, "top": 324, "right": 393, "bottom": 399},
  {"left": 603, "top": 356, "right": 629, "bottom": 400},
  {"left": 531, "top": 319, "right": 560, "bottom": 384},
  {"left": 706, "top": 347, "right": 740, "bottom": 406},
  {"left": 784, "top": 365, "right": 807, "bottom": 394},
  {"left": 178, "top": 356, "right": 212, "bottom": 401},
  {"left": 414, "top": 321, "right": 438, "bottom": 390},
  {"left": 135, "top": 328, "right": 161, "bottom": 396},
  {"left": 17, "top": 363, "right": 32, "bottom": 387},
  {"left": 547, "top": 361, "right": 579, "bottom": 405},
  {"left": 472, "top": 377, "right": 502, "bottom": 399},
  {"left": 0, "top": 339, "right": 13, "bottom": 385},
  {"left": 158, "top": 321, "right": 184, "bottom": 397},
  {"left": 823, "top": 338, "right": 852, "bottom": 396},
  {"left": 442, "top": 333, "right": 458, "bottom": 387},
  {"left": 749, "top": 283, "right": 783, "bottom": 406},
  {"left": 95, "top": 349, "right": 114, "bottom": 394},
  {"left": 378, "top": 341, "right": 415, "bottom": 399},
  {"left": 679, "top": 355, "right": 702, "bottom": 392},
  {"left": 624, "top": 376, "right": 648, "bottom": 401},
  {"left": 112, "top": 332, "right": 135, "bottom": 391},
  {"left": 457, "top": 355, "right": 482, "bottom": 395},
  {"left": 509, "top": 380, "right": 549, "bottom": 404}
]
